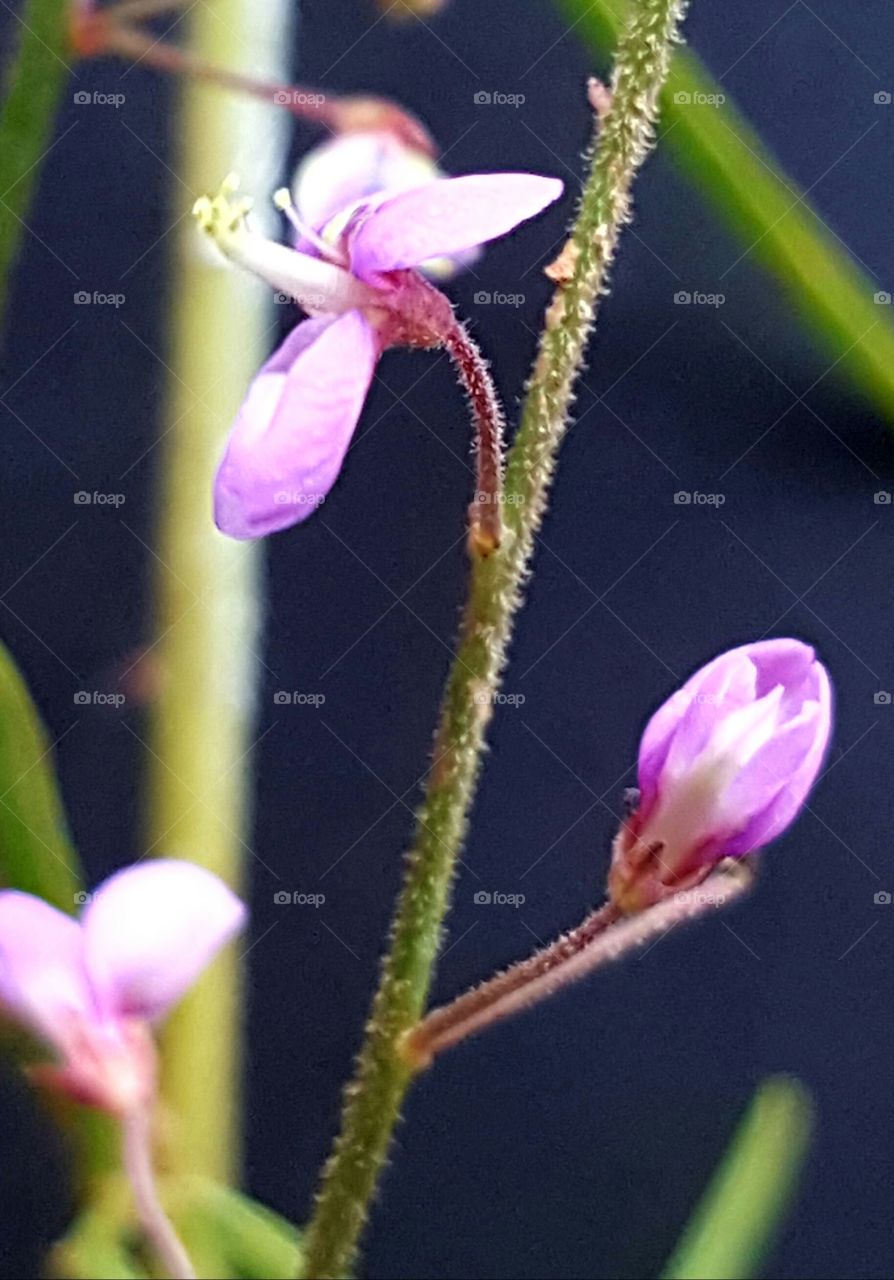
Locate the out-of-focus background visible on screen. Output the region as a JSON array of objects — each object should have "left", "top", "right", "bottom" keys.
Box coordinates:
[{"left": 1, "top": 1, "right": 893, "bottom": 1276}]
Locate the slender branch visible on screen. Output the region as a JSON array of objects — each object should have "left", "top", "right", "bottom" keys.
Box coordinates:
[
  {"left": 122, "top": 1105, "right": 196, "bottom": 1280},
  {"left": 443, "top": 320, "right": 506, "bottom": 555},
  {"left": 0, "top": 0, "right": 71, "bottom": 332},
  {"left": 404, "top": 866, "right": 752, "bottom": 1067},
  {"left": 300, "top": 3, "right": 689, "bottom": 1277},
  {"left": 401, "top": 901, "right": 619, "bottom": 1068}
]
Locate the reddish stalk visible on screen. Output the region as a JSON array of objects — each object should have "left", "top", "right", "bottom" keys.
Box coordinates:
[{"left": 443, "top": 320, "right": 507, "bottom": 556}]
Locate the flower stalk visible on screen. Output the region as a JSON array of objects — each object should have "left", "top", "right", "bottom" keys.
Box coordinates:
[
  {"left": 300, "top": 2, "right": 689, "bottom": 1276},
  {"left": 401, "top": 863, "right": 752, "bottom": 1069}
]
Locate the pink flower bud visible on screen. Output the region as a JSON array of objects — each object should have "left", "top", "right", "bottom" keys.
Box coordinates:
[{"left": 609, "top": 639, "right": 832, "bottom": 913}]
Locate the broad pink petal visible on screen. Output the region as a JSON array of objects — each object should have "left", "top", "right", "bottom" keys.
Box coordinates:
[
  {"left": 214, "top": 310, "right": 381, "bottom": 539},
  {"left": 82, "top": 861, "right": 246, "bottom": 1022},
  {"left": 348, "top": 173, "right": 563, "bottom": 279},
  {"left": 0, "top": 893, "right": 90, "bottom": 1049}
]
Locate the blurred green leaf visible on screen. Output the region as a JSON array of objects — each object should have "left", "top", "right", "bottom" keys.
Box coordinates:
[
  {"left": 180, "top": 1179, "right": 303, "bottom": 1279},
  {"left": 0, "top": 0, "right": 71, "bottom": 331},
  {"left": 557, "top": 0, "right": 894, "bottom": 425},
  {"left": 0, "top": 639, "right": 82, "bottom": 909},
  {"left": 662, "top": 1076, "right": 813, "bottom": 1280}
]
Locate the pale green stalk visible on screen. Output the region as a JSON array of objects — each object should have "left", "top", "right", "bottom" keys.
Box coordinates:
[
  {"left": 149, "top": 0, "right": 290, "bottom": 1183},
  {"left": 0, "top": 0, "right": 70, "bottom": 330},
  {"left": 663, "top": 1077, "right": 813, "bottom": 1279},
  {"left": 300, "top": 3, "right": 688, "bottom": 1276}
]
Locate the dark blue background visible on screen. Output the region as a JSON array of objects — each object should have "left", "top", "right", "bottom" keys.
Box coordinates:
[{"left": 1, "top": 2, "right": 893, "bottom": 1277}]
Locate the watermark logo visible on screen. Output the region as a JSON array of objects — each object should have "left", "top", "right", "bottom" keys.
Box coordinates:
[
  {"left": 74, "top": 490, "right": 125, "bottom": 506},
  {"left": 273, "top": 890, "right": 326, "bottom": 907},
  {"left": 673, "top": 90, "right": 725, "bottom": 107},
  {"left": 74, "top": 691, "right": 126, "bottom": 708},
  {"left": 873, "top": 690, "right": 891, "bottom": 705},
  {"left": 273, "top": 691, "right": 326, "bottom": 707},
  {"left": 272, "top": 91, "right": 326, "bottom": 108},
  {"left": 674, "top": 290, "right": 725, "bottom": 307},
  {"left": 874, "top": 291, "right": 892, "bottom": 305},
  {"left": 473, "top": 490, "right": 525, "bottom": 506},
  {"left": 873, "top": 91, "right": 892, "bottom": 105},
  {"left": 473, "top": 290, "right": 525, "bottom": 308},
  {"left": 273, "top": 490, "right": 326, "bottom": 508},
  {"left": 873, "top": 890, "right": 892, "bottom": 904},
  {"left": 74, "top": 90, "right": 126, "bottom": 108},
  {"left": 473, "top": 890, "right": 526, "bottom": 907},
  {"left": 73, "top": 891, "right": 95, "bottom": 905},
  {"left": 74, "top": 290, "right": 126, "bottom": 308},
  {"left": 873, "top": 491, "right": 892, "bottom": 505},
  {"left": 473, "top": 90, "right": 525, "bottom": 108},
  {"left": 472, "top": 690, "right": 525, "bottom": 707},
  {"left": 673, "top": 491, "right": 725, "bottom": 507}
]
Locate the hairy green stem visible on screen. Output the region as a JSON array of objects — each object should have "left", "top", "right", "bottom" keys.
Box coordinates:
[
  {"left": 558, "top": 0, "right": 894, "bottom": 423},
  {"left": 150, "top": 0, "right": 290, "bottom": 1184},
  {"left": 0, "top": 0, "right": 70, "bottom": 332},
  {"left": 300, "top": 3, "right": 688, "bottom": 1276}
]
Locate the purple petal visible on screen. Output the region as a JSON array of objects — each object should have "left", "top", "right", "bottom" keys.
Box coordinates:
[
  {"left": 214, "top": 310, "right": 381, "bottom": 539},
  {"left": 82, "top": 861, "right": 246, "bottom": 1023},
  {"left": 348, "top": 173, "right": 563, "bottom": 279},
  {"left": 0, "top": 893, "right": 89, "bottom": 1048}
]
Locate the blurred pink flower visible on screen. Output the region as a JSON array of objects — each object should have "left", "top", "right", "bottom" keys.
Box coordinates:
[
  {"left": 194, "top": 171, "right": 562, "bottom": 539},
  {"left": 610, "top": 639, "right": 832, "bottom": 912},
  {"left": 0, "top": 861, "right": 244, "bottom": 1112}
]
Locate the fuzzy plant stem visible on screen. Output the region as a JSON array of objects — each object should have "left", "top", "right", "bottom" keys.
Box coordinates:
[
  {"left": 300, "top": 3, "right": 689, "bottom": 1276},
  {"left": 149, "top": 0, "right": 291, "bottom": 1184},
  {"left": 403, "top": 864, "right": 752, "bottom": 1067},
  {"left": 443, "top": 319, "right": 507, "bottom": 554}
]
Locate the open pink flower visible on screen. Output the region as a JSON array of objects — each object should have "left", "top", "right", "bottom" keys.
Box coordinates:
[
  {"left": 609, "top": 639, "right": 832, "bottom": 912},
  {"left": 194, "top": 171, "right": 562, "bottom": 539},
  {"left": 0, "top": 860, "right": 245, "bottom": 1112}
]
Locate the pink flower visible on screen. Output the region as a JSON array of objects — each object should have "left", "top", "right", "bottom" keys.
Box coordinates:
[
  {"left": 609, "top": 639, "right": 833, "bottom": 912},
  {"left": 193, "top": 170, "right": 562, "bottom": 539},
  {"left": 290, "top": 130, "right": 478, "bottom": 277},
  {"left": 0, "top": 861, "right": 245, "bottom": 1112}
]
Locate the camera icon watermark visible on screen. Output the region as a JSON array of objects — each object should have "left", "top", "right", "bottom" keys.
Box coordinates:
[
  {"left": 273, "top": 890, "right": 326, "bottom": 907},
  {"left": 873, "top": 491, "right": 892, "bottom": 505},
  {"left": 73, "top": 890, "right": 95, "bottom": 905},
  {"left": 473, "top": 890, "right": 526, "bottom": 907},
  {"left": 473, "top": 90, "right": 525, "bottom": 108},
  {"left": 673, "top": 90, "right": 725, "bottom": 107},
  {"left": 472, "top": 290, "right": 525, "bottom": 307},
  {"left": 74, "top": 290, "right": 126, "bottom": 308},
  {"left": 272, "top": 90, "right": 326, "bottom": 108},
  {"left": 272, "top": 491, "right": 326, "bottom": 508},
  {"left": 673, "top": 290, "right": 725, "bottom": 307},
  {"left": 874, "top": 291, "right": 892, "bottom": 305},
  {"left": 74, "top": 490, "right": 126, "bottom": 506},
  {"left": 272, "top": 690, "right": 326, "bottom": 707},
  {"left": 873, "top": 890, "right": 892, "bottom": 904},
  {"left": 873, "top": 91, "right": 892, "bottom": 105},
  {"left": 73, "top": 90, "right": 126, "bottom": 108},
  {"left": 73, "top": 691, "right": 126, "bottom": 708},
  {"left": 873, "top": 690, "right": 891, "bottom": 705},
  {"left": 673, "top": 490, "right": 726, "bottom": 507}
]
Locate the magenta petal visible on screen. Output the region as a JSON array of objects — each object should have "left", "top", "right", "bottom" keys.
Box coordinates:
[
  {"left": 348, "top": 173, "right": 563, "bottom": 279},
  {"left": 82, "top": 861, "right": 246, "bottom": 1022},
  {"left": 214, "top": 310, "right": 381, "bottom": 539},
  {"left": 0, "top": 893, "right": 89, "bottom": 1048}
]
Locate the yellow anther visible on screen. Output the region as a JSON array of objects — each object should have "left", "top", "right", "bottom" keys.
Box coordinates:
[
  {"left": 191, "top": 175, "right": 253, "bottom": 245},
  {"left": 272, "top": 187, "right": 293, "bottom": 211}
]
